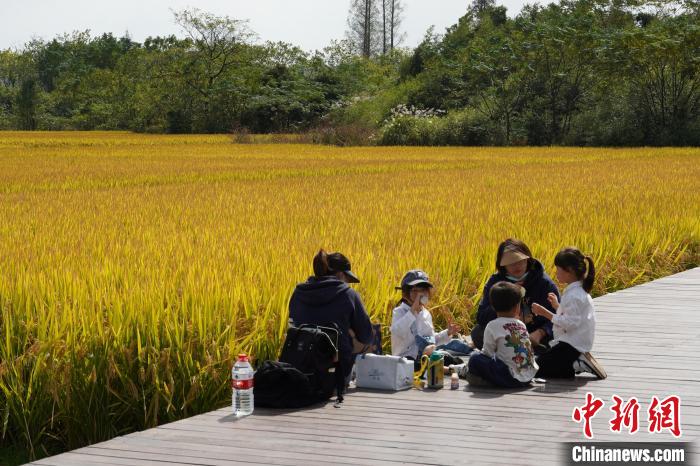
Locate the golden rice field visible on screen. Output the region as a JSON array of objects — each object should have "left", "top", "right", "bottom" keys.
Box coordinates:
[{"left": 1, "top": 131, "right": 699, "bottom": 460}]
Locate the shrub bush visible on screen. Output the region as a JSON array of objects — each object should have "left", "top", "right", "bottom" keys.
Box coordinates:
[{"left": 379, "top": 108, "right": 494, "bottom": 146}]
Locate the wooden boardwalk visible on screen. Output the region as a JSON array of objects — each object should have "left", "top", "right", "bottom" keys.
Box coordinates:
[{"left": 30, "top": 268, "right": 700, "bottom": 465}]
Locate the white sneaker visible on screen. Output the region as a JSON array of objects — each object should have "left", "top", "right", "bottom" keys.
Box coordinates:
[
  {"left": 574, "top": 352, "right": 607, "bottom": 379},
  {"left": 450, "top": 363, "right": 468, "bottom": 378}
]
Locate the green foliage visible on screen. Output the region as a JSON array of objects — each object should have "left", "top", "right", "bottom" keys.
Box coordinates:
[
  {"left": 0, "top": 14, "right": 357, "bottom": 134},
  {"left": 379, "top": 0, "right": 700, "bottom": 146},
  {"left": 0, "top": 0, "right": 697, "bottom": 145},
  {"left": 16, "top": 79, "right": 38, "bottom": 130},
  {"left": 380, "top": 108, "right": 493, "bottom": 145}
]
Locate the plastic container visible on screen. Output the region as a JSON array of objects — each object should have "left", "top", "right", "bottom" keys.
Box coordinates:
[
  {"left": 232, "top": 354, "right": 254, "bottom": 416},
  {"left": 426, "top": 352, "right": 444, "bottom": 389},
  {"left": 450, "top": 372, "right": 459, "bottom": 390}
]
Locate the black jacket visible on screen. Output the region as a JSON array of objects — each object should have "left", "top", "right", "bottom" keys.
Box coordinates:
[
  {"left": 476, "top": 259, "right": 560, "bottom": 336},
  {"left": 289, "top": 276, "right": 373, "bottom": 376}
]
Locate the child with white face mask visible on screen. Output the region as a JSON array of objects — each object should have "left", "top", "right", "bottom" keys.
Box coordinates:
[{"left": 390, "top": 270, "right": 473, "bottom": 363}]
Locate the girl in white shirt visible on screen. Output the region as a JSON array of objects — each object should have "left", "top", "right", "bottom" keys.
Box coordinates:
[
  {"left": 532, "top": 247, "right": 607, "bottom": 379},
  {"left": 390, "top": 270, "right": 470, "bottom": 362}
]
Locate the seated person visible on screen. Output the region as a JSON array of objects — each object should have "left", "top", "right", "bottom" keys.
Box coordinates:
[
  {"left": 531, "top": 247, "right": 606, "bottom": 379},
  {"left": 471, "top": 238, "right": 559, "bottom": 353},
  {"left": 466, "top": 281, "right": 538, "bottom": 388},
  {"left": 289, "top": 249, "right": 373, "bottom": 383},
  {"left": 390, "top": 270, "right": 472, "bottom": 369}
]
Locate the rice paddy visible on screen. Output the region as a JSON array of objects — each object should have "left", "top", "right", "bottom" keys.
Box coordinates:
[{"left": 1, "top": 131, "right": 699, "bottom": 459}]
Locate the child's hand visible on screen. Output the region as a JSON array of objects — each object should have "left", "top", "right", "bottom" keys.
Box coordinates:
[
  {"left": 411, "top": 295, "right": 423, "bottom": 315},
  {"left": 532, "top": 303, "right": 553, "bottom": 320},
  {"left": 547, "top": 293, "right": 560, "bottom": 310},
  {"left": 531, "top": 303, "right": 545, "bottom": 315},
  {"left": 447, "top": 321, "right": 461, "bottom": 336},
  {"left": 423, "top": 344, "right": 436, "bottom": 356}
]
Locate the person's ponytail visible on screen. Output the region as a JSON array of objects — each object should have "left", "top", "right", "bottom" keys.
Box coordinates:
[
  {"left": 312, "top": 249, "right": 330, "bottom": 277},
  {"left": 582, "top": 255, "right": 596, "bottom": 293}
]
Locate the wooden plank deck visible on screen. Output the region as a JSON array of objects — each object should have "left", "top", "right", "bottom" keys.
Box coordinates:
[{"left": 30, "top": 268, "right": 700, "bottom": 465}]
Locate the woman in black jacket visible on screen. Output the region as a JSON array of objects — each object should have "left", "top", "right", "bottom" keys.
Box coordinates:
[
  {"left": 470, "top": 238, "right": 560, "bottom": 352},
  {"left": 288, "top": 249, "right": 373, "bottom": 379}
]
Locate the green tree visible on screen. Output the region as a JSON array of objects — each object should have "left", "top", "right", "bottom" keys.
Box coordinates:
[
  {"left": 515, "top": 3, "right": 599, "bottom": 144},
  {"left": 16, "top": 78, "right": 38, "bottom": 130},
  {"left": 601, "top": 14, "right": 700, "bottom": 143},
  {"left": 171, "top": 8, "right": 256, "bottom": 132}
]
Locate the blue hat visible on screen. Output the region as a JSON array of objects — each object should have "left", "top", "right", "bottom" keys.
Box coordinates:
[{"left": 396, "top": 269, "right": 433, "bottom": 290}]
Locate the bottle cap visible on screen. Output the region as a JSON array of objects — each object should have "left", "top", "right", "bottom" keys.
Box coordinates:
[{"left": 237, "top": 354, "right": 249, "bottom": 362}]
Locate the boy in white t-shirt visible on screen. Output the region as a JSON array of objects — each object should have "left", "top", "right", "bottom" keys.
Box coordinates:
[{"left": 466, "top": 281, "right": 538, "bottom": 387}]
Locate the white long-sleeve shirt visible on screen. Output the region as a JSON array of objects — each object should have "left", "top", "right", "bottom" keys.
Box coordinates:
[
  {"left": 390, "top": 301, "right": 449, "bottom": 358},
  {"left": 550, "top": 281, "right": 596, "bottom": 353}
]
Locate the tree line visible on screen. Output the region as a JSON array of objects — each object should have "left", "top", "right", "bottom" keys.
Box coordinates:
[
  {"left": 0, "top": 0, "right": 698, "bottom": 146},
  {"left": 347, "top": 0, "right": 405, "bottom": 56}
]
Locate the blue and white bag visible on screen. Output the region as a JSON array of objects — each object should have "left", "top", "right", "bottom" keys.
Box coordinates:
[{"left": 354, "top": 354, "right": 413, "bottom": 391}]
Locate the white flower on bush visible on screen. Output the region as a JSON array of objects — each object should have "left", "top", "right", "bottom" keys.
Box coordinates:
[
  {"left": 385, "top": 104, "right": 446, "bottom": 124},
  {"left": 331, "top": 94, "right": 372, "bottom": 110}
]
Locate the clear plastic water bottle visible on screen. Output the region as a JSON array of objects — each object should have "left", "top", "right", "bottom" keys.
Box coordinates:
[{"left": 232, "top": 354, "right": 254, "bottom": 416}]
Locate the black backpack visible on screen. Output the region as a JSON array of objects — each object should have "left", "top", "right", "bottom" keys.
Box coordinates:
[
  {"left": 254, "top": 324, "right": 344, "bottom": 408},
  {"left": 253, "top": 361, "right": 316, "bottom": 408}
]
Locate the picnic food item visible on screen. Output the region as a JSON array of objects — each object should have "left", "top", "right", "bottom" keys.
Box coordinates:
[{"left": 450, "top": 372, "right": 459, "bottom": 390}]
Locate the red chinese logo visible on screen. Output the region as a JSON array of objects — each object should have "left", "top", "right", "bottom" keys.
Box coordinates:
[
  {"left": 648, "top": 395, "right": 682, "bottom": 437},
  {"left": 572, "top": 392, "right": 604, "bottom": 439},
  {"left": 572, "top": 394, "right": 682, "bottom": 438},
  {"left": 610, "top": 395, "right": 640, "bottom": 434}
]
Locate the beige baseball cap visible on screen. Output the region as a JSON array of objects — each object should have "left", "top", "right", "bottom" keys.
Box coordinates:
[{"left": 500, "top": 248, "right": 530, "bottom": 266}]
